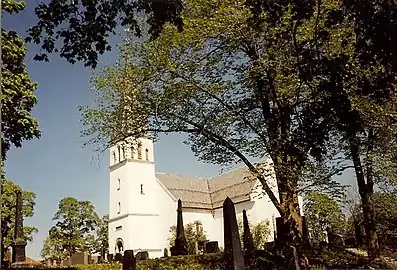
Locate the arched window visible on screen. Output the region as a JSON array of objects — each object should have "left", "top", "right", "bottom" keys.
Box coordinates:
[
  {"left": 145, "top": 149, "right": 149, "bottom": 161},
  {"left": 137, "top": 142, "right": 142, "bottom": 160},
  {"left": 113, "top": 152, "right": 117, "bottom": 164},
  {"left": 140, "top": 184, "right": 144, "bottom": 195},
  {"left": 117, "top": 202, "right": 121, "bottom": 214},
  {"left": 117, "top": 178, "right": 121, "bottom": 190}
]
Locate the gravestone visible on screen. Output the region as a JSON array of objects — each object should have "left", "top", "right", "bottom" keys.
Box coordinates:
[
  {"left": 69, "top": 252, "right": 89, "bottom": 265},
  {"left": 114, "top": 253, "right": 123, "bottom": 262},
  {"left": 163, "top": 248, "right": 169, "bottom": 257},
  {"left": 108, "top": 254, "right": 114, "bottom": 262},
  {"left": 223, "top": 197, "right": 245, "bottom": 270},
  {"left": 170, "top": 199, "right": 189, "bottom": 256},
  {"left": 122, "top": 250, "right": 136, "bottom": 270},
  {"left": 354, "top": 221, "right": 363, "bottom": 247},
  {"left": 205, "top": 241, "right": 219, "bottom": 253},
  {"left": 11, "top": 190, "right": 27, "bottom": 263},
  {"left": 242, "top": 210, "right": 255, "bottom": 267},
  {"left": 301, "top": 216, "right": 310, "bottom": 248},
  {"left": 275, "top": 217, "right": 287, "bottom": 250},
  {"left": 135, "top": 251, "right": 149, "bottom": 260}
]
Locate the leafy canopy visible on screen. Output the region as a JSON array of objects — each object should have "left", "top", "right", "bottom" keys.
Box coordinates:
[
  {"left": 168, "top": 220, "right": 208, "bottom": 254},
  {"left": 0, "top": 179, "right": 38, "bottom": 259},
  {"left": 304, "top": 191, "right": 346, "bottom": 242},
  {"left": 49, "top": 197, "right": 99, "bottom": 257},
  {"left": 26, "top": 0, "right": 184, "bottom": 68},
  {"left": 2, "top": 0, "right": 40, "bottom": 161}
]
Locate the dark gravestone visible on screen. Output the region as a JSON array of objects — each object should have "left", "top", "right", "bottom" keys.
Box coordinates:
[
  {"left": 275, "top": 217, "right": 287, "bottom": 250},
  {"left": 170, "top": 199, "right": 189, "bottom": 256},
  {"left": 163, "top": 248, "right": 169, "bottom": 257},
  {"left": 354, "top": 221, "right": 363, "bottom": 247},
  {"left": 242, "top": 210, "right": 255, "bottom": 267},
  {"left": 205, "top": 241, "right": 219, "bottom": 253},
  {"left": 301, "top": 216, "right": 310, "bottom": 248},
  {"left": 135, "top": 251, "right": 149, "bottom": 260},
  {"left": 12, "top": 190, "right": 27, "bottom": 263},
  {"left": 108, "top": 254, "right": 114, "bottom": 262},
  {"left": 114, "top": 253, "right": 123, "bottom": 262},
  {"left": 122, "top": 250, "right": 136, "bottom": 270},
  {"left": 223, "top": 197, "right": 245, "bottom": 270}
]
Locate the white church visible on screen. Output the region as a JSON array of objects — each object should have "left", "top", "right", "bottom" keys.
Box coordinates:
[{"left": 107, "top": 136, "right": 303, "bottom": 259}]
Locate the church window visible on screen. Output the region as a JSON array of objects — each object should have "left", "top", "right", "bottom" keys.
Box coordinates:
[
  {"left": 122, "top": 146, "right": 126, "bottom": 160},
  {"left": 117, "top": 202, "right": 121, "bottom": 214},
  {"left": 117, "top": 178, "right": 120, "bottom": 190},
  {"left": 137, "top": 142, "right": 142, "bottom": 160},
  {"left": 117, "top": 145, "right": 121, "bottom": 162},
  {"left": 140, "top": 184, "right": 144, "bottom": 195},
  {"left": 145, "top": 149, "right": 149, "bottom": 161},
  {"left": 113, "top": 152, "right": 116, "bottom": 164}
]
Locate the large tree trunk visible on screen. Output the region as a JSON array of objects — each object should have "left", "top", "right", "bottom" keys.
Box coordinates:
[
  {"left": 276, "top": 172, "right": 309, "bottom": 269},
  {"left": 349, "top": 134, "right": 380, "bottom": 260}
]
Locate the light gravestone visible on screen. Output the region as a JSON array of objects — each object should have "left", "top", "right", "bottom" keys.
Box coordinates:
[{"left": 223, "top": 197, "right": 245, "bottom": 270}]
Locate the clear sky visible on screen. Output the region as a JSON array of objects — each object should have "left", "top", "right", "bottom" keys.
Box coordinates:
[{"left": 3, "top": 1, "right": 355, "bottom": 260}]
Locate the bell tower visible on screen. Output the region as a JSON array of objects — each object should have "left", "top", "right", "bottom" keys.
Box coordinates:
[
  {"left": 107, "top": 52, "right": 162, "bottom": 259},
  {"left": 108, "top": 136, "right": 163, "bottom": 258}
]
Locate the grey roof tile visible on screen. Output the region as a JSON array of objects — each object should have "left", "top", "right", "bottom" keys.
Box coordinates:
[{"left": 156, "top": 166, "right": 257, "bottom": 210}]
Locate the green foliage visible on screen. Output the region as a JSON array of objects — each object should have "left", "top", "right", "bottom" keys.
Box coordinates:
[
  {"left": 0, "top": 179, "right": 37, "bottom": 261},
  {"left": 26, "top": 0, "right": 184, "bottom": 68},
  {"left": 46, "top": 197, "right": 99, "bottom": 258},
  {"left": 90, "top": 214, "right": 109, "bottom": 257},
  {"left": 41, "top": 230, "right": 68, "bottom": 263},
  {"left": 2, "top": 0, "right": 41, "bottom": 161},
  {"left": 168, "top": 220, "right": 208, "bottom": 254},
  {"left": 237, "top": 218, "right": 271, "bottom": 250},
  {"left": 304, "top": 192, "right": 346, "bottom": 242},
  {"left": 348, "top": 192, "right": 397, "bottom": 249}
]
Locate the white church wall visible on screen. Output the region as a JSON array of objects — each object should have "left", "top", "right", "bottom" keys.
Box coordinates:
[
  {"left": 155, "top": 180, "right": 179, "bottom": 252},
  {"left": 182, "top": 210, "right": 217, "bottom": 244}
]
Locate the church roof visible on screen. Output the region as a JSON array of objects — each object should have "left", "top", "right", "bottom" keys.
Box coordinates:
[{"left": 156, "top": 166, "right": 257, "bottom": 210}]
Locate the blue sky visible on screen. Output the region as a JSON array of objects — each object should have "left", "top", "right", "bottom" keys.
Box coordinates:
[{"left": 3, "top": 1, "right": 355, "bottom": 260}]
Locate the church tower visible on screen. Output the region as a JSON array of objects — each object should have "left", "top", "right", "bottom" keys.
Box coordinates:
[{"left": 108, "top": 136, "right": 163, "bottom": 258}]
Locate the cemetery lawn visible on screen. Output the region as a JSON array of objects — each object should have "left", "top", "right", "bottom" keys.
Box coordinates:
[{"left": 32, "top": 250, "right": 394, "bottom": 270}]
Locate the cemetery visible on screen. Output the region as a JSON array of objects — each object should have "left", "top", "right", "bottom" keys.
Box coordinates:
[{"left": 3, "top": 194, "right": 393, "bottom": 270}]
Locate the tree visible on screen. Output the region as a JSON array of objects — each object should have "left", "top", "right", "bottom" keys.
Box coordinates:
[
  {"left": 304, "top": 192, "right": 346, "bottom": 242},
  {"left": 26, "top": 0, "right": 184, "bottom": 68},
  {"left": 0, "top": 179, "right": 38, "bottom": 264},
  {"left": 2, "top": 0, "right": 41, "bottom": 161},
  {"left": 238, "top": 218, "right": 271, "bottom": 250},
  {"left": 88, "top": 214, "right": 109, "bottom": 258},
  {"left": 40, "top": 229, "right": 67, "bottom": 264},
  {"left": 80, "top": 0, "right": 357, "bottom": 266},
  {"left": 168, "top": 220, "right": 207, "bottom": 254},
  {"left": 347, "top": 192, "right": 397, "bottom": 250},
  {"left": 49, "top": 197, "right": 99, "bottom": 257}
]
